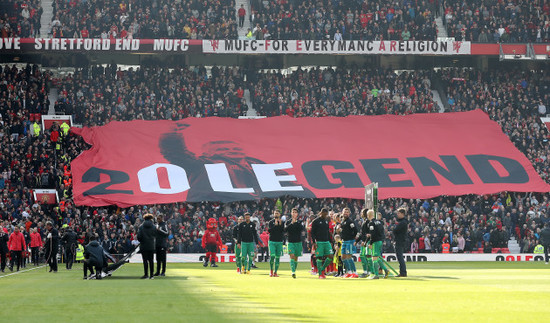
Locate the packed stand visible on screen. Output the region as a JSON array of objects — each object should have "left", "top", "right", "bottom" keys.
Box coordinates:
[
  {"left": 0, "top": 0, "right": 42, "bottom": 37},
  {"left": 2, "top": 65, "right": 550, "bottom": 274},
  {"left": 441, "top": 67, "right": 550, "bottom": 252},
  {"left": 444, "top": 0, "right": 550, "bottom": 42},
  {"left": 50, "top": 0, "right": 238, "bottom": 39},
  {"left": 54, "top": 65, "right": 249, "bottom": 126},
  {"left": 247, "top": 0, "right": 438, "bottom": 41},
  {"left": 251, "top": 67, "right": 436, "bottom": 116}
]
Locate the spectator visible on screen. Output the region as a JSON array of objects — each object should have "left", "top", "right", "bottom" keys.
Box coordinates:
[{"left": 238, "top": 4, "right": 246, "bottom": 28}]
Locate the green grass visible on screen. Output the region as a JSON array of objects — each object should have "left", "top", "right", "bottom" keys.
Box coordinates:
[{"left": 1, "top": 261, "right": 549, "bottom": 322}]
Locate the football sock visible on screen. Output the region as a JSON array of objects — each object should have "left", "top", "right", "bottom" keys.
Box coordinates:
[
  {"left": 316, "top": 258, "right": 324, "bottom": 275},
  {"left": 275, "top": 257, "right": 280, "bottom": 273},
  {"left": 290, "top": 259, "right": 296, "bottom": 272},
  {"left": 360, "top": 256, "right": 368, "bottom": 272},
  {"left": 350, "top": 259, "right": 357, "bottom": 272}
]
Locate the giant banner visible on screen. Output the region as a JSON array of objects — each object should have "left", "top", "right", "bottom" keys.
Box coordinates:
[
  {"left": 71, "top": 110, "right": 550, "bottom": 207},
  {"left": 203, "top": 39, "right": 471, "bottom": 55},
  {"left": 0, "top": 38, "right": 471, "bottom": 55}
]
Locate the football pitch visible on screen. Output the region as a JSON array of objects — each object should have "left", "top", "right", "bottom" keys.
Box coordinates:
[{"left": 1, "top": 262, "right": 549, "bottom": 322}]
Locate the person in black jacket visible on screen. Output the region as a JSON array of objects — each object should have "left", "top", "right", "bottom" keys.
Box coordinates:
[
  {"left": 267, "top": 210, "right": 284, "bottom": 277},
  {"left": 285, "top": 208, "right": 304, "bottom": 278},
  {"left": 363, "top": 209, "right": 388, "bottom": 279},
  {"left": 340, "top": 207, "right": 358, "bottom": 278},
  {"left": 83, "top": 234, "right": 105, "bottom": 280},
  {"left": 237, "top": 212, "right": 262, "bottom": 274},
  {"left": 357, "top": 211, "right": 372, "bottom": 278},
  {"left": 310, "top": 208, "right": 333, "bottom": 279},
  {"left": 154, "top": 214, "right": 169, "bottom": 277},
  {"left": 61, "top": 226, "right": 77, "bottom": 270},
  {"left": 541, "top": 223, "right": 550, "bottom": 264},
  {"left": 44, "top": 221, "right": 59, "bottom": 273},
  {"left": 138, "top": 214, "right": 157, "bottom": 279},
  {"left": 233, "top": 216, "right": 243, "bottom": 273},
  {"left": 0, "top": 226, "right": 8, "bottom": 272},
  {"left": 393, "top": 208, "right": 408, "bottom": 277}
]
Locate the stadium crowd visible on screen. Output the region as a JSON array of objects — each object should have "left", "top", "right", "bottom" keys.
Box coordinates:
[
  {"left": 251, "top": 67, "right": 436, "bottom": 116},
  {"left": 0, "top": 0, "right": 42, "bottom": 37},
  {"left": 2, "top": 0, "right": 549, "bottom": 43},
  {"left": 247, "top": 0, "right": 438, "bottom": 41},
  {"left": 1, "top": 63, "right": 550, "bottom": 272},
  {"left": 444, "top": 0, "right": 550, "bottom": 42},
  {"left": 54, "top": 65, "right": 249, "bottom": 126},
  {"left": 49, "top": 0, "right": 238, "bottom": 39}
]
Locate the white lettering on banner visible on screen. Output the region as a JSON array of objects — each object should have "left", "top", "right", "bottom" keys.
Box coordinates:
[
  {"left": 251, "top": 162, "right": 304, "bottom": 192},
  {"left": 133, "top": 162, "right": 302, "bottom": 195},
  {"left": 115, "top": 39, "right": 140, "bottom": 50},
  {"left": 137, "top": 163, "right": 190, "bottom": 194},
  {"left": 153, "top": 39, "right": 189, "bottom": 51},
  {"left": 204, "top": 163, "right": 254, "bottom": 193},
  {"left": 203, "top": 40, "right": 471, "bottom": 55},
  {"left": 3, "top": 38, "right": 473, "bottom": 55},
  {"left": 128, "top": 253, "right": 546, "bottom": 263},
  {"left": 33, "top": 38, "right": 114, "bottom": 51},
  {"left": 0, "top": 38, "right": 20, "bottom": 50}
]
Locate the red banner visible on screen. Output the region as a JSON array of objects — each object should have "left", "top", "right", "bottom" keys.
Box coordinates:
[
  {"left": 71, "top": 110, "right": 550, "bottom": 207},
  {"left": 33, "top": 189, "right": 59, "bottom": 205}
]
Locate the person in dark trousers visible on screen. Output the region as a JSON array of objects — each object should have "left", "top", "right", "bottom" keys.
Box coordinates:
[
  {"left": 138, "top": 214, "right": 156, "bottom": 279},
  {"left": 8, "top": 226, "right": 26, "bottom": 271},
  {"left": 541, "top": 223, "right": 550, "bottom": 265},
  {"left": 238, "top": 4, "right": 246, "bottom": 28},
  {"left": 393, "top": 208, "right": 409, "bottom": 277},
  {"left": 0, "top": 226, "right": 9, "bottom": 272},
  {"left": 61, "top": 226, "right": 77, "bottom": 270},
  {"left": 83, "top": 234, "right": 105, "bottom": 280},
  {"left": 154, "top": 214, "right": 169, "bottom": 276},
  {"left": 44, "top": 221, "right": 59, "bottom": 273},
  {"left": 30, "top": 228, "right": 43, "bottom": 266}
]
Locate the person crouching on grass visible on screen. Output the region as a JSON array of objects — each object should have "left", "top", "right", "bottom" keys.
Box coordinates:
[
  {"left": 138, "top": 213, "right": 156, "bottom": 279},
  {"left": 83, "top": 234, "right": 105, "bottom": 280}
]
